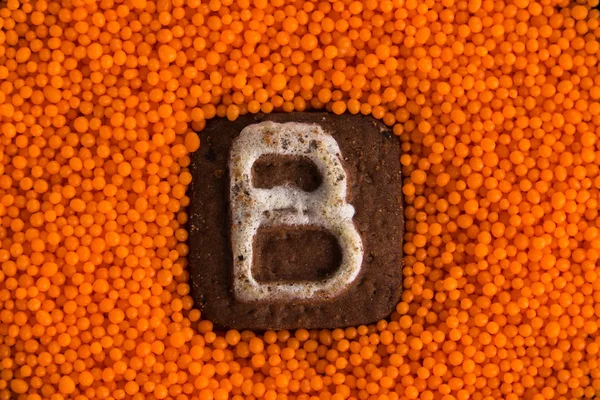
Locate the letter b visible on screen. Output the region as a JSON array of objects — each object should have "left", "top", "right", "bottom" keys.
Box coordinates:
[{"left": 229, "top": 121, "right": 364, "bottom": 303}]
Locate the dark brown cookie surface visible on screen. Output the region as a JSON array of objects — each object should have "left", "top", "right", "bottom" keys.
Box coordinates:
[{"left": 187, "top": 113, "right": 403, "bottom": 330}]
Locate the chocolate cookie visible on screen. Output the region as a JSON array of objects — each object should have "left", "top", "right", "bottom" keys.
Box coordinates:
[{"left": 187, "top": 113, "right": 404, "bottom": 330}]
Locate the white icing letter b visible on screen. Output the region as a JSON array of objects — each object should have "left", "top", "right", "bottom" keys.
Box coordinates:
[{"left": 229, "top": 121, "right": 364, "bottom": 303}]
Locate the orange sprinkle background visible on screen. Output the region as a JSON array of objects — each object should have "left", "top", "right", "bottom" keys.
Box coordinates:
[{"left": 1, "top": 0, "right": 600, "bottom": 399}]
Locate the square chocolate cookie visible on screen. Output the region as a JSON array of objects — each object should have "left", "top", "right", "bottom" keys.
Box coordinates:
[{"left": 187, "top": 113, "right": 403, "bottom": 330}]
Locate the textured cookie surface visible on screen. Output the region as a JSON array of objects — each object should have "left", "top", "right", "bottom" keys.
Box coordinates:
[{"left": 187, "top": 113, "right": 403, "bottom": 330}]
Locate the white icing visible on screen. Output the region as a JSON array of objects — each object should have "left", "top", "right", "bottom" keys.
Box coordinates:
[{"left": 229, "top": 121, "right": 364, "bottom": 303}]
